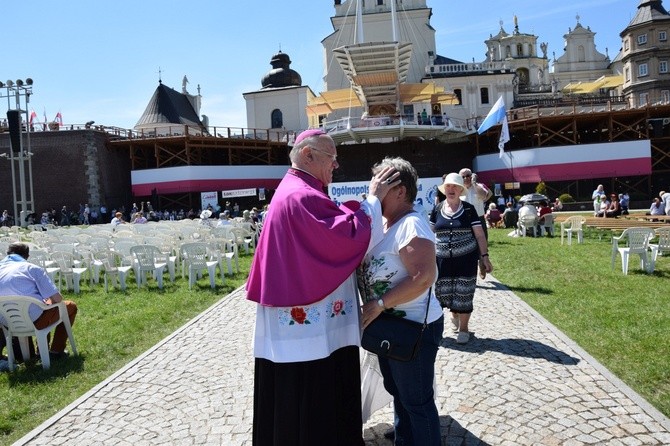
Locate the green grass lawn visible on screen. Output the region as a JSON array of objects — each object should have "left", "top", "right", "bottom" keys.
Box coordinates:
[
  {"left": 488, "top": 224, "right": 670, "bottom": 419},
  {"left": 1, "top": 225, "right": 669, "bottom": 444},
  {"left": 0, "top": 254, "right": 253, "bottom": 445}
]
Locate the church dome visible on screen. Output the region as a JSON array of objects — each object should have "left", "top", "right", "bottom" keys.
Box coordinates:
[{"left": 261, "top": 51, "right": 302, "bottom": 89}]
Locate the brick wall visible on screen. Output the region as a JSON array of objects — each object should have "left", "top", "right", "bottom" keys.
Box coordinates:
[{"left": 0, "top": 129, "right": 131, "bottom": 220}]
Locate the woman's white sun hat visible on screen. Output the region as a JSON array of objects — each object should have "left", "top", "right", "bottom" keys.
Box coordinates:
[{"left": 437, "top": 172, "right": 465, "bottom": 195}]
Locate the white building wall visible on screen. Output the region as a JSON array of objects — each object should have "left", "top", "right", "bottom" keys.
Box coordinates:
[
  {"left": 431, "top": 74, "right": 515, "bottom": 126},
  {"left": 243, "top": 86, "right": 312, "bottom": 132}
]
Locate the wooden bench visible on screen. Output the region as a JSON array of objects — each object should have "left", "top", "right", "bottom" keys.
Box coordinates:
[
  {"left": 624, "top": 214, "right": 670, "bottom": 223},
  {"left": 585, "top": 217, "right": 669, "bottom": 240}
]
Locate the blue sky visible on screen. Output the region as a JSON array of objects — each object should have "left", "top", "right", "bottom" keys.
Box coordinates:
[{"left": 4, "top": 0, "right": 633, "bottom": 130}]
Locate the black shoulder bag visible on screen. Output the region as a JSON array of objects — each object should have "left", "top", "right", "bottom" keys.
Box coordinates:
[{"left": 361, "top": 288, "right": 431, "bottom": 362}]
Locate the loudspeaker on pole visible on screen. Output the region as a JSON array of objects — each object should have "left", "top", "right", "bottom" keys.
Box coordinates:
[{"left": 6, "top": 110, "right": 22, "bottom": 154}]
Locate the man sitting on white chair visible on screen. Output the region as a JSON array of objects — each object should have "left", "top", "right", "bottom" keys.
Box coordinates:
[
  {"left": 517, "top": 202, "right": 538, "bottom": 236},
  {"left": 0, "top": 242, "right": 78, "bottom": 361}
]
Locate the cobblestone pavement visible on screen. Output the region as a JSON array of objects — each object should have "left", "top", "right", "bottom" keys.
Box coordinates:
[{"left": 14, "top": 278, "right": 670, "bottom": 445}]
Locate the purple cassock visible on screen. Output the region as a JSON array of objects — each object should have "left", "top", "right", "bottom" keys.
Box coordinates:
[{"left": 246, "top": 168, "right": 372, "bottom": 307}]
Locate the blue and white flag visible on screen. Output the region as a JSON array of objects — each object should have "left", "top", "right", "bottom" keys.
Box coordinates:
[{"left": 478, "top": 96, "right": 509, "bottom": 158}]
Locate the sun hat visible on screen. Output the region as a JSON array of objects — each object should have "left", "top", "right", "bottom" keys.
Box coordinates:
[
  {"left": 437, "top": 172, "right": 464, "bottom": 194},
  {"left": 200, "top": 209, "right": 212, "bottom": 219}
]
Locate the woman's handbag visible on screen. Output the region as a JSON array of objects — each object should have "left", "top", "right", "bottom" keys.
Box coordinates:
[{"left": 361, "top": 289, "right": 431, "bottom": 362}]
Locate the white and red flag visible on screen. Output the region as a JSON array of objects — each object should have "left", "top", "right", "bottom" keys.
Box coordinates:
[{"left": 55, "top": 111, "right": 63, "bottom": 127}]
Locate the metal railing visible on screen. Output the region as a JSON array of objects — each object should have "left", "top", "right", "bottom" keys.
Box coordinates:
[
  {"left": 426, "top": 61, "right": 512, "bottom": 75},
  {"left": 4, "top": 123, "right": 298, "bottom": 144},
  {"left": 319, "top": 114, "right": 471, "bottom": 134}
]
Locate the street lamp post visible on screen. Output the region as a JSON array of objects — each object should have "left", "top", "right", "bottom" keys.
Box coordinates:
[{"left": 0, "top": 78, "right": 34, "bottom": 227}]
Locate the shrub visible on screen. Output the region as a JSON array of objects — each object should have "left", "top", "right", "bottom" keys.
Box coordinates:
[
  {"left": 559, "top": 193, "right": 575, "bottom": 203},
  {"left": 535, "top": 181, "right": 547, "bottom": 196}
]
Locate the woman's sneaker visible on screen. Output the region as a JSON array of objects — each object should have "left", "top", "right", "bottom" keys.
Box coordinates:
[{"left": 456, "top": 332, "right": 470, "bottom": 344}]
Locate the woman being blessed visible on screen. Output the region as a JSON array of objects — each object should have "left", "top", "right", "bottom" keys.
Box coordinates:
[{"left": 358, "top": 157, "right": 444, "bottom": 445}]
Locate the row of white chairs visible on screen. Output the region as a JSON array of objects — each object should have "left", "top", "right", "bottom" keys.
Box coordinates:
[{"left": 16, "top": 221, "right": 250, "bottom": 292}]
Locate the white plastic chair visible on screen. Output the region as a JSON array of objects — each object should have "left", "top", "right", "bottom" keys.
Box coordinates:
[
  {"left": 517, "top": 215, "right": 538, "bottom": 237},
  {"left": 149, "top": 239, "right": 178, "bottom": 283},
  {"left": 94, "top": 250, "right": 133, "bottom": 291},
  {"left": 57, "top": 235, "right": 78, "bottom": 245},
  {"left": 111, "top": 240, "right": 138, "bottom": 266},
  {"left": 611, "top": 227, "right": 656, "bottom": 275},
  {"left": 27, "top": 249, "right": 62, "bottom": 291},
  {"left": 130, "top": 245, "right": 167, "bottom": 289},
  {"left": 180, "top": 242, "right": 219, "bottom": 289},
  {"left": 539, "top": 213, "right": 555, "bottom": 236},
  {"left": 0, "top": 295, "right": 78, "bottom": 371},
  {"left": 229, "top": 227, "right": 254, "bottom": 254},
  {"left": 560, "top": 215, "right": 586, "bottom": 245},
  {"left": 51, "top": 243, "right": 76, "bottom": 255},
  {"left": 209, "top": 238, "right": 239, "bottom": 276},
  {"left": 650, "top": 226, "right": 670, "bottom": 262},
  {"left": 50, "top": 252, "right": 88, "bottom": 294}
]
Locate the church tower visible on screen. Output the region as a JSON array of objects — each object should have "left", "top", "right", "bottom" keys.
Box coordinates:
[
  {"left": 484, "top": 16, "right": 550, "bottom": 95},
  {"left": 552, "top": 15, "right": 611, "bottom": 89},
  {"left": 620, "top": 0, "right": 670, "bottom": 106},
  {"left": 243, "top": 51, "right": 314, "bottom": 133}
]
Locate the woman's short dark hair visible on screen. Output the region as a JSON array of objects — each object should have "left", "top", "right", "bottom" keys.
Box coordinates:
[{"left": 371, "top": 157, "right": 418, "bottom": 203}]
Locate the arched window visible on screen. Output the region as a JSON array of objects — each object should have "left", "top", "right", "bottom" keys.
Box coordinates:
[
  {"left": 516, "top": 44, "right": 523, "bottom": 57},
  {"left": 516, "top": 68, "right": 529, "bottom": 89},
  {"left": 271, "top": 109, "right": 283, "bottom": 129}
]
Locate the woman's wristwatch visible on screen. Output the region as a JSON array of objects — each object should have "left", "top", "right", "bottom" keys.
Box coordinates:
[{"left": 377, "top": 298, "right": 386, "bottom": 309}]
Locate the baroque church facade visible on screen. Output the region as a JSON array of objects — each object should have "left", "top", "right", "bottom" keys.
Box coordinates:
[{"left": 244, "top": 0, "right": 628, "bottom": 135}]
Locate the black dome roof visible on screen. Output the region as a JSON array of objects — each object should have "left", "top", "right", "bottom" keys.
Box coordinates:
[{"left": 261, "top": 51, "right": 302, "bottom": 89}]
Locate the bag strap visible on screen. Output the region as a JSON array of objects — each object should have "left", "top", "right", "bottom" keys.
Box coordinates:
[{"left": 421, "top": 286, "right": 431, "bottom": 329}]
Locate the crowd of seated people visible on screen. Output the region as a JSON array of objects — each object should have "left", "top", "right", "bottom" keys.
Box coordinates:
[{"left": 594, "top": 193, "right": 622, "bottom": 218}]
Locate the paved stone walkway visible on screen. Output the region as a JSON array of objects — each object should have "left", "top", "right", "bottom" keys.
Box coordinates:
[{"left": 14, "top": 278, "right": 670, "bottom": 445}]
